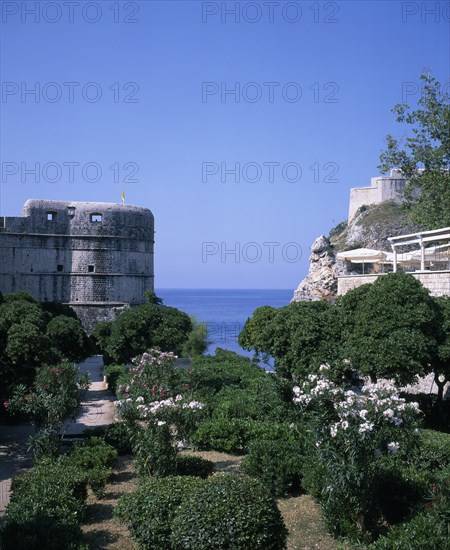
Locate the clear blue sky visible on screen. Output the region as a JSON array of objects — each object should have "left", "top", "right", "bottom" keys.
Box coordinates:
[{"left": 1, "top": 1, "right": 448, "bottom": 289}]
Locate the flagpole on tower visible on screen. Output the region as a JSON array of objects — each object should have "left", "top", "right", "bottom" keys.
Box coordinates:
[{"left": 121, "top": 191, "right": 125, "bottom": 205}]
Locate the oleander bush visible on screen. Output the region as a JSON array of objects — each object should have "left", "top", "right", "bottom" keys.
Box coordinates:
[
  {"left": 170, "top": 474, "right": 288, "bottom": 549},
  {"left": 114, "top": 476, "right": 203, "bottom": 550},
  {"left": 132, "top": 423, "right": 178, "bottom": 477},
  {"left": 7, "top": 361, "right": 90, "bottom": 460},
  {"left": 292, "top": 367, "right": 422, "bottom": 541}
]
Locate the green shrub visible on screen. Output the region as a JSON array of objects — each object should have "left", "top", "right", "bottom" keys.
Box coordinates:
[
  {"left": 211, "top": 378, "right": 287, "bottom": 422},
  {"left": 104, "top": 364, "right": 129, "bottom": 395},
  {"left": 69, "top": 437, "right": 117, "bottom": 497},
  {"left": 171, "top": 474, "right": 287, "bottom": 549},
  {"left": 370, "top": 512, "right": 448, "bottom": 549},
  {"left": 133, "top": 423, "right": 178, "bottom": 477},
  {"left": 401, "top": 392, "right": 450, "bottom": 431},
  {"left": 2, "top": 457, "right": 87, "bottom": 549},
  {"left": 45, "top": 315, "right": 91, "bottom": 362},
  {"left": 85, "top": 422, "right": 134, "bottom": 454},
  {"left": 373, "top": 460, "right": 431, "bottom": 524},
  {"left": 190, "top": 350, "right": 264, "bottom": 397},
  {"left": 212, "top": 386, "right": 260, "bottom": 419},
  {"left": 242, "top": 436, "right": 304, "bottom": 496},
  {"left": 114, "top": 476, "right": 202, "bottom": 550},
  {"left": 192, "top": 418, "right": 295, "bottom": 454},
  {"left": 408, "top": 429, "right": 450, "bottom": 470},
  {"left": 175, "top": 455, "right": 215, "bottom": 478},
  {"left": 192, "top": 417, "right": 253, "bottom": 453},
  {"left": 0, "top": 517, "right": 84, "bottom": 550}
]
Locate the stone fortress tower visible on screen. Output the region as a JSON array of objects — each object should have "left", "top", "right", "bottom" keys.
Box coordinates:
[
  {"left": 0, "top": 199, "right": 154, "bottom": 330},
  {"left": 348, "top": 169, "right": 408, "bottom": 221}
]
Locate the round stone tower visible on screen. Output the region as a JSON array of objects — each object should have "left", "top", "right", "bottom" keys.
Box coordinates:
[{"left": 1, "top": 199, "right": 154, "bottom": 330}]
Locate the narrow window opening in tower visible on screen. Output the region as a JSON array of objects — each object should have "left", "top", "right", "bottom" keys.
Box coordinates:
[
  {"left": 57, "top": 265, "right": 63, "bottom": 272},
  {"left": 90, "top": 213, "right": 102, "bottom": 223},
  {"left": 47, "top": 212, "right": 57, "bottom": 221},
  {"left": 88, "top": 265, "right": 95, "bottom": 273}
]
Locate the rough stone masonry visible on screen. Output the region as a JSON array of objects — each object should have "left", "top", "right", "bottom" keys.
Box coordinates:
[{"left": 0, "top": 199, "right": 154, "bottom": 331}]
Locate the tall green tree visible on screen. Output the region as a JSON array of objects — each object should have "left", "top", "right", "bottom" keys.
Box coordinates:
[
  {"left": 379, "top": 74, "right": 450, "bottom": 229},
  {"left": 239, "top": 301, "right": 342, "bottom": 381},
  {"left": 341, "top": 272, "right": 442, "bottom": 385}
]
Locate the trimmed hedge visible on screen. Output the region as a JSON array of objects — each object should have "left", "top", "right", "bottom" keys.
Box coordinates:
[
  {"left": 192, "top": 417, "right": 297, "bottom": 454},
  {"left": 408, "top": 428, "right": 450, "bottom": 471},
  {"left": 170, "top": 473, "right": 288, "bottom": 549},
  {"left": 1, "top": 457, "right": 87, "bottom": 549},
  {"left": 114, "top": 476, "right": 202, "bottom": 550},
  {"left": 175, "top": 455, "right": 215, "bottom": 478},
  {"left": 371, "top": 512, "right": 448, "bottom": 549},
  {"left": 0, "top": 437, "right": 117, "bottom": 549},
  {"left": 69, "top": 437, "right": 118, "bottom": 497},
  {"left": 85, "top": 421, "right": 134, "bottom": 455},
  {"left": 241, "top": 436, "right": 304, "bottom": 496}
]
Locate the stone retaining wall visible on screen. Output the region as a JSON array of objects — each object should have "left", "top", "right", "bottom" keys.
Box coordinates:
[{"left": 338, "top": 271, "right": 450, "bottom": 297}]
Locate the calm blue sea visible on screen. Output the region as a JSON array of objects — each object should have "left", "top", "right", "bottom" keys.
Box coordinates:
[{"left": 156, "top": 289, "right": 292, "bottom": 359}]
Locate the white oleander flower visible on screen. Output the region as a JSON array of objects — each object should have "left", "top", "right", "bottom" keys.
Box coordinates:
[{"left": 387, "top": 441, "right": 400, "bottom": 455}]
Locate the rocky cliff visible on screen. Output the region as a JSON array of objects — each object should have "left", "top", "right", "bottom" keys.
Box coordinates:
[{"left": 292, "top": 201, "right": 420, "bottom": 302}]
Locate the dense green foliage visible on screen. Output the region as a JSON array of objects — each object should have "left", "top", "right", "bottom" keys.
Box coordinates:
[
  {"left": 103, "top": 363, "right": 130, "bottom": 395},
  {"left": 190, "top": 349, "right": 292, "bottom": 416},
  {"left": 114, "top": 476, "right": 203, "bottom": 550},
  {"left": 45, "top": 315, "right": 91, "bottom": 362},
  {"left": 1, "top": 437, "right": 116, "bottom": 549},
  {"left": 239, "top": 273, "right": 446, "bottom": 390},
  {"left": 340, "top": 272, "right": 442, "bottom": 385},
  {"left": 69, "top": 437, "right": 118, "bottom": 497},
  {"left": 379, "top": 74, "right": 450, "bottom": 229},
  {"left": 8, "top": 361, "right": 89, "bottom": 459},
  {"left": 92, "top": 293, "right": 204, "bottom": 363},
  {"left": 170, "top": 474, "right": 288, "bottom": 549},
  {"left": 188, "top": 350, "right": 296, "bottom": 452},
  {"left": 181, "top": 317, "right": 209, "bottom": 357},
  {"left": 241, "top": 432, "right": 304, "bottom": 496},
  {"left": 174, "top": 455, "right": 215, "bottom": 478},
  {"left": 407, "top": 429, "right": 450, "bottom": 471},
  {"left": 239, "top": 301, "right": 342, "bottom": 380},
  {"left": 0, "top": 292, "right": 90, "bottom": 408},
  {"left": 132, "top": 423, "right": 178, "bottom": 477},
  {"left": 85, "top": 421, "right": 134, "bottom": 455},
  {"left": 371, "top": 467, "right": 450, "bottom": 549},
  {"left": 434, "top": 296, "right": 450, "bottom": 401}
]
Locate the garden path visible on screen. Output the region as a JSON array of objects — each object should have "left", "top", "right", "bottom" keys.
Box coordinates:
[
  {"left": 61, "top": 355, "right": 116, "bottom": 436},
  {"left": 0, "top": 356, "right": 115, "bottom": 517}
]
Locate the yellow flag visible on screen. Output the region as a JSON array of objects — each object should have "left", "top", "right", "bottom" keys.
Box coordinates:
[{"left": 121, "top": 191, "right": 125, "bottom": 203}]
